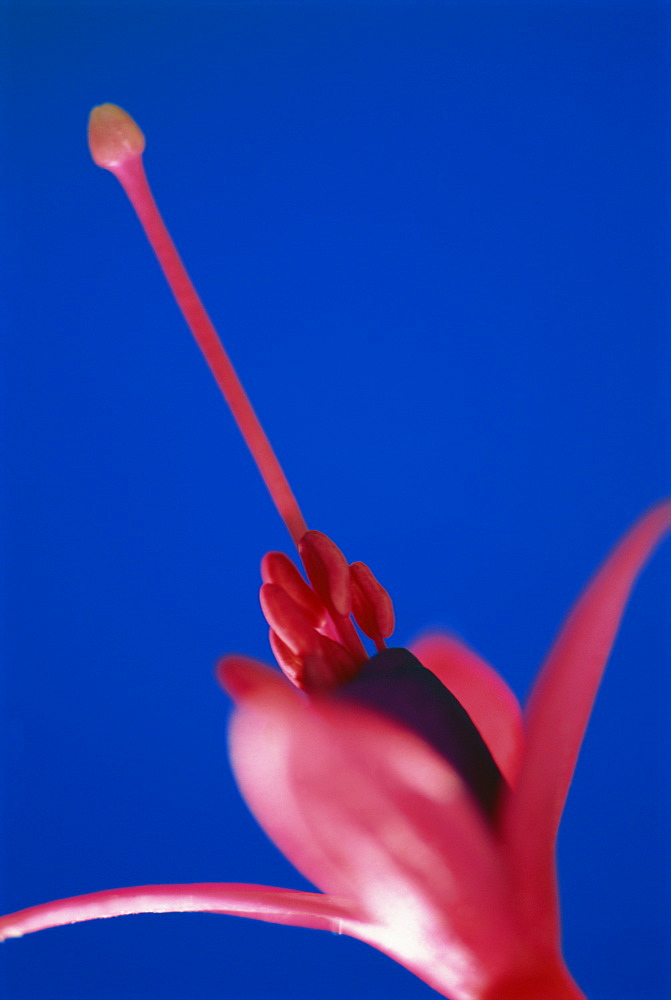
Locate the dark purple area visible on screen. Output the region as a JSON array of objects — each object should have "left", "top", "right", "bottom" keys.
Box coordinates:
[{"left": 335, "top": 648, "right": 504, "bottom": 820}]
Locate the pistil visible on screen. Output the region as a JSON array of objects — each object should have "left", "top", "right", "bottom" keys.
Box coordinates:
[{"left": 88, "top": 104, "right": 307, "bottom": 546}]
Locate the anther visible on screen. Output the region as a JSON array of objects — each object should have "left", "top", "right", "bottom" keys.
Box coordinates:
[
  {"left": 298, "top": 531, "right": 352, "bottom": 619},
  {"left": 269, "top": 625, "right": 360, "bottom": 692},
  {"left": 261, "top": 582, "right": 362, "bottom": 691},
  {"left": 268, "top": 629, "right": 304, "bottom": 688},
  {"left": 350, "top": 561, "right": 395, "bottom": 646},
  {"left": 261, "top": 551, "right": 326, "bottom": 628},
  {"left": 259, "top": 584, "right": 320, "bottom": 659}
]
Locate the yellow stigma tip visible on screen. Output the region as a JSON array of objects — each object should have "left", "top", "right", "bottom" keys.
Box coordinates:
[{"left": 88, "top": 103, "right": 145, "bottom": 171}]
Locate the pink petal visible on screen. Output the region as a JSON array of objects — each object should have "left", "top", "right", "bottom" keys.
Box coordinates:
[
  {"left": 219, "top": 655, "right": 362, "bottom": 895},
  {"left": 0, "top": 883, "right": 359, "bottom": 941},
  {"left": 410, "top": 632, "right": 524, "bottom": 786},
  {"left": 219, "top": 656, "right": 528, "bottom": 1000},
  {"left": 501, "top": 500, "right": 671, "bottom": 944}
]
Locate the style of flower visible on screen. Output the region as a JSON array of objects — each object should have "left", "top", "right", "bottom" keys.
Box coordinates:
[{"left": 0, "top": 105, "right": 668, "bottom": 1000}]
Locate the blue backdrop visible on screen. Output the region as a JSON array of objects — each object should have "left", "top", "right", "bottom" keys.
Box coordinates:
[{"left": 2, "top": 3, "right": 669, "bottom": 998}]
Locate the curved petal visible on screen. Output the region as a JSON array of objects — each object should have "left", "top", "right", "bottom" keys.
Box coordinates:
[
  {"left": 410, "top": 632, "right": 524, "bottom": 786},
  {"left": 219, "top": 656, "right": 528, "bottom": 1000},
  {"left": 219, "top": 656, "right": 366, "bottom": 897},
  {"left": 501, "top": 500, "right": 671, "bottom": 943},
  {"left": 0, "top": 883, "right": 359, "bottom": 941}
]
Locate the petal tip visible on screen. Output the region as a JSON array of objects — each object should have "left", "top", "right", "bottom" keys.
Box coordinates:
[{"left": 216, "top": 656, "right": 271, "bottom": 703}]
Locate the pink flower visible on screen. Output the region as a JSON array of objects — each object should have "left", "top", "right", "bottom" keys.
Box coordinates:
[
  {"left": 1, "top": 105, "right": 668, "bottom": 1000},
  {"left": 215, "top": 499, "right": 671, "bottom": 1000}
]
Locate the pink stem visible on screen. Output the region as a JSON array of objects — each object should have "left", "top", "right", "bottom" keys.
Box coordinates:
[{"left": 110, "top": 153, "right": 308, "bottom": 547}]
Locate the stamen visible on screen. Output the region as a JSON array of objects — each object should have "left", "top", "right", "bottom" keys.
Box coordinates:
[
  {"left": 350, "top": 561, "right": 395, "bottom": 649},
  {"left": 87, "top": 104, "right": 307, "bottom": 547},
  {"left": 259, "top": 583, "right": 322, "bottom": 660},
  {"left": 268, "top": 629, "right": 304, "bottom": 688},
  {"left": 260, "top": 582, "right": 363, "bottom": 690},
  {"left": 298, "top": 531, "right": 352, "bottom": 618},
  {"left": 269, "top": 624, "right": 360, "bottom": 692},
  {"left": 261, "top": 551, "right": 326, "bottom": 628},
  {"left": 298, "top": 531, "right": 369, "bottom": 662}
]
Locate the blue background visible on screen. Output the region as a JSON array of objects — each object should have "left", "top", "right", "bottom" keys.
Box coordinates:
[{"left": 1, "top": 2, "right": 669, "bottom": 998}]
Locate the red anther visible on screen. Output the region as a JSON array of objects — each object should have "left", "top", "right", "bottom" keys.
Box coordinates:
[
  {"left": 268, "top": 629, "right": 304, "bottom": 689},
  {"left": 350, "top": 561, "right": 395, "bottom": 641},
  {"left": 298, "top": 531, "right": 352, "bottom": 619},
  {"left": 261, "top": 552, "right": 326, "bottom": 628},
  {"left": 259, "top": 584, "right": 319, "bottom": 658}
]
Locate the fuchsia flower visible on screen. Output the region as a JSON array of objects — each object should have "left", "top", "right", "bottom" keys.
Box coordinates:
[{"left": 1, "top": 104, "right": 669, "bottom": 1000}]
